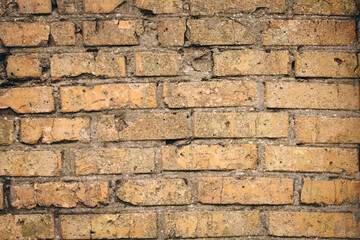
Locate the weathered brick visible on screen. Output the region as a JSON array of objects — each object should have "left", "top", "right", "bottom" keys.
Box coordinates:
[
  {"left": 164, "top": 81, "right": 256, "bottom": 108},
  {"left": 21, "top": 118, "right": 90, "bottom": 144},
  {"left": 135, "top": 52, "right": 181, "bottom": 76},
  {"left": 117, "top": 179, "right": 193, "bottom": 205},
  {"left": 83, "top": 20, "right": 143, "bottom": 46},
  {"left": 0, "top": 183, "right": 3, "bottom": 209},
  {"left": 94, "top": 51, "right": 126, "bottom": 77},
  {"left": 295, "top": 118, "right": 360, "bottom": 143},
  {"left": 57, "top": 0, "right": 77, "bottom": 13},
  {"left": 7, "top": 55, "right": 42, "bottom": 79},
  {"left": 301, "top": 179, "right": 360, "bottom": 205},
  {"left": 61, "top": 83, "right": 156, "bottom": 112},
  {"left": 50, "top": 22, "right": 75, "bottom": 46},
  {"left": 84, "top": 0, "right": 125, "bottom": 13},
  {"left": 16, "top": 0, "right": 52, "bottom": 13},
  {"left": 61, "top": 213, "right": 157, "bottom": 239},
  {"left": 96, "top": 115, "right": 120, "bottom": 141},
  {"left": 295, "top": 51, "right": 359, "bottom": 78},
  {"left": 0, "top": 22, "right": 50, "bottom": 47},
  {"left": 165, "top": 211, "right": 260, "bottom": 238},
  {"left": 162, "top": 144, "right": 257, "bottom": 170},
  {"left": 266, "top": 82, "right": 359, "bottom": 110},
  {"left": 214, "top": 50, "right": 289, "bottom": 76},
  {"left": 268, "top": 211, "right": 360, "bottom": 238},
  {"left": 264, "top": 20, "right": 356, "bottom": 45},
  {"left": 0, "top": 1, "right": 6, "bottom": 15},
  {"left": 187, "top": 19, "right": 253, "bottom": 45},
  {"left": 10, "top": 182, "right": 109, "bottom": 209},
  {"left": 0, "top": 119, "right": 13, "bottom": 145},
  {"left": 199, "top": 177, "right": 293, "bottom": 205},
  {"left": 0, "top": 151, "right": 61, "bottom": 176},
  {"left": 0, "top": 87, "right": 54, "bottom": 113},
  {"left": 135, "top": 0, "right": 182, "bottom": 14},
  {"left": 194, "top": 112, "right": 289, "bottom": 138},
  {"left": 190, "top": 0, "right": 286, "bottom": 14},
  {"left": 158, "top": 20, "right": 186, "bottom": 46},
  {"left": 0, "top": 214, "right": 54, "bottom": 239},
  {"left": 265, "top": 146, "right": 359, "bottom": 174},
  {"left": 74, "top": 148, "right": 155, "bottom": 175},
  {"left": 294, "top": 0, "right": 358, "bottom": 16}
]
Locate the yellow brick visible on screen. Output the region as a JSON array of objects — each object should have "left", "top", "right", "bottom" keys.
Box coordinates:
[{"left": 294, "top": 0, "right": 358, "bottom": 15}]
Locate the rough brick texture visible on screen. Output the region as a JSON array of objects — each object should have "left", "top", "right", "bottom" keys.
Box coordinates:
[
  {"left": 0, "top": 119, "right": 13, "bottom": 145},
  {"left": 6, "top": 55, "right": 42, "bottom": 79}
]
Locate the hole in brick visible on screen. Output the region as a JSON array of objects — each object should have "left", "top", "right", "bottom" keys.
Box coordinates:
[{"left": 334, "top": 58, "right": 343, "bottom": 65}]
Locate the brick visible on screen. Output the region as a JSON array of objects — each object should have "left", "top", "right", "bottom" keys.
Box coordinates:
[
  {"left": 10, "top": 181, "right": 109, "bottom": 209},
  {"left": 135, "top": 0, "right": 182, "bottom": 14},
  {"left": 301, "top": 179, "right": 360, "bottom": 205},
  {"left": 199, "top": 177, "right": 293, "bottom": 205},
  {"left": 61, "top": 213, "right": 157, "bottom": 239},
  {"left": 0, "top": 183, "right": 3, "bottom": 209},
  {"left": 265, "top": 146, "right": 359, "bottom": 174},
  {"left": 0, "top": 214, "right": 54, "bottom": 239},
  {"left": 57, "top": 0, "right": 77, "bottom": 13},
  {"left": 21, "top": 118, "right": 90, "bottom": 144},
  {"left": 61, "top": 83, "right": 156, "bottom": 112},
  {"left": 194, "top": 112, "right": 289, "bottom": 138},
  {"left": 295, "top": 51, "right": 359, "bottom": 78},
  {"left": 190, "top": 0, "right": 286, "bottom": 14},
  {"left": 264, "top": 20, "right": 356, "bottom": 46},
  {"left": 50, "top": 22, "right": 75, "bottom": 46},
  {"left": 214, "top": 50, "right": 289, "bottom": 76},
  {"left": 96, "top": 115, "right": 120, "bottom": 141},
  {"left": 84, "top": 0, "right": 125, "bottom": 13},
  {"left": 51, "top": 52, "right": 126, "bottom": 79},
  {"left": 158, "top": 20, "right": 186, "bottom": 46},
  {"left": 266, "top": 82, "right": 359, "bottom": 110},
  {"left": 162, "top": 144, "right": 257, "bottom": 170},
  {"left": 268, "top": 211, "right": 360, "bottom": 238},
  {"left": 0, "top": 22, "right": 50, "bottom": 47},
  {"left": 165, "top": 211, "right": 260, "bottom": 238},
  {"left": 294, "top": 0, "right": 358, "bottom": 16},
  {"left": 83, "top": 20, "right": 143, "bottom": 46},
  {"left": 0, "top": 151, "right": 61, "bottom": 176},
  {"left": 74, "top": 148, "right": 155, "bottom": 175},
  {"left": 295, "top": 118, "right": 360, "bottom": 143},
  {"left": 135, "top": 52, "right": 180, "bottom": 76},
  {"left": 187, "top": 19, "right": 253, "bottom": 45},
  {"left": 0, "top": 87, "right": 54, "bottom": 113},
  {"left": 16, "top": 0, "right": 52, "bottom": 14},
  {"left": 0, "top": 119, "right": 13, "bottom": 145},
  {"left": 6, "top": 55, "right": 42, "bottom": 79},
  {"left": 164, "top": 81, "right": 256, "bottom": 108},
  {"left": 0, "top": 1, "right": 6, "bottom": 15}
]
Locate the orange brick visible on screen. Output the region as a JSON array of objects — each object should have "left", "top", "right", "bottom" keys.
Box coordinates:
[
  {"left": 165, "top": 211, "right": 260, "bottom": 238},
  {"left": 83, "top": 20, "right": 143, "bottom": 46},
  {"left": 21, "top": 118, "right": 90, "bottom": 144},
  {"left": 295, "top": 117, "right": 360, "bottom": 143},
  {"left": 294, "top": 0, "right": 358, "bottom": 15},
  {"left": 189, "top": 0, "right": 286, "bottom": 14},
  {"left": 162, "top": 144, "right": 257, "bottom": 170},
  {"left": 57, "top": 0, "right": 77, "bottom": 13},
  {"left": 194, "top": 112, "right": 288, "bottom": 138},
  {"left": 0, "top": 22, "right": 49, "bottom": 47},
  {"left": 163, "top": 81, "right": 256, "bottom": 108},
  {"left": 214, "top": 50, "right": 289, "bottom": 76},
  {"left": 117, "top": 179, "right": 193, "bottom": 205},
  {"left": 61, "top": 83, "right": 156, "bottom": 112},
  {"left": 0, "top": 183, "right": 3, "bottom": 209},
  {"left": 198, "top": 177, "right": 293, "bottom": 204},
  {"left": 266, "top": 82, "right": 359, "bottom": 110},
  {"left": 84, "top": 0, "right": 125, "bottom": 13},
  {"left": 295, "top": 51, "right": 359, "bottom": 78},
  {"left": 0, "top": 119, "right": 13, "bottom": 145},
  {"left": 135, "top": 52, "right": 180, "bottom": 76},
  {"left": 268, "top": 211, "right": 360, "bottom": 238},
  {"left": 0, "top": 151, "right": 61, "bottom": 176},
  {"left": 264, "top": 20, "right": 356, "bottom": 45},
  {"left": 0, "top": 87, "right": 54, "bottom": 113},
  {"left": 50, "top": 22, "right": 75, "bottom": 46},
  {"left": 265, "top": 146, "right": 359, "bottom": 174},
  {"left": 10, "top": 181, "right": 109, "bottom": 209},
  {"left": 158, "top": 20, "right": 186, "bottom": 46},
  {"left": 60, "top": 213, "right": 157, "bottom": 239},
  {"left": 135, "top": 0, "right": 183, "bottom": 13},
  {"left": 187, "top": 19, "right": 253, "bottom": 45},
  {"left": 301, "top": 179, "right": 360, "bottom": 205},
  {"left": 6, "top": 55, "right": 42, "bottom": 79},
  {"left": 74, "top": 148, "right": 155, "bottom": 175},
  {"left": 16, "top": 0, "right": 52, "bottom": 13},
  {"left": 0, "top": 214, "right": 54, "bottom": 239}
]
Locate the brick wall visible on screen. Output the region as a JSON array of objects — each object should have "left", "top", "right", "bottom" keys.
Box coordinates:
[{"left": 0, "top": 0, "right": 359, "bottom": 239}]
